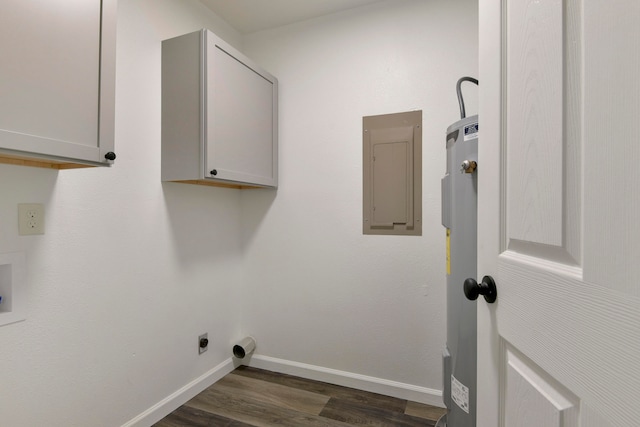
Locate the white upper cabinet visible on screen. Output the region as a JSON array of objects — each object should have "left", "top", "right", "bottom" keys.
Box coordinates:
[
  {"left": 162, "top": 30, "right": 278, "bottom": 189},
  {"left": 0, "top": 0, "right": 117, "bottom": 169}
]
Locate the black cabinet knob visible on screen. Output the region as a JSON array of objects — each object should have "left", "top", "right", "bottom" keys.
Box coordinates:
[
  {"left": 104, "top": 152, "right": 116, "bottom": 161},
  {"left": 464, "top": 275, "right": 497, "bottom": 303},
  {"left": 210, "top": 169, "right": 218, "bottom": 176}
]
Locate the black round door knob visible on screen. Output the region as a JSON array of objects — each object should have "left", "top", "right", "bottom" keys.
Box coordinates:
[
  {"left": 104, "top": 152, "right": 116, "bottom": 161},
  {"left": 210, "top": 169, "right": 218, "bottom": 176},
  {"left": 464, "top": 275, "right": 497, "bottom": 303}
]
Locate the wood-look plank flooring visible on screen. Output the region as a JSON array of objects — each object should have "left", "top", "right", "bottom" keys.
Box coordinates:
[{"left": 154, "top": 366, "right": 446, "bottom": 426}]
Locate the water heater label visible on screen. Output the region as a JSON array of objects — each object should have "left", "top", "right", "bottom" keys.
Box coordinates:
[
  {"left": 463, "top": 122, "right": 479, "bottom": 141},
  {"left": 451, "top": 374, "right": 470, "bottom": 413}
]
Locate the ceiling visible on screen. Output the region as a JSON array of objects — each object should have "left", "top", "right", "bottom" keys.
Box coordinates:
[{"left": 199, "top": 0, "right": 385, "bottom": 34}]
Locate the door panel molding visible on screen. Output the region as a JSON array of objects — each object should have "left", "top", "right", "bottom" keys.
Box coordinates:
[
  {"left": 498, "top": 256, "right": 640, "bottom": 426},
  {"left": 504, "top": 0, "right": 583, "bottom": 265},
  {"left": 503, "top": 343, "right": 579, "bottom": 427}
]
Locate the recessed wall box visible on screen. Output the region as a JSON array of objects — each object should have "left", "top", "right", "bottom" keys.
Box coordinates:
[
  {"left": 363, "top": 111, "right": 422, "bottom": 236},
  {"left": 0, "top": 252, "right": 26, "bottom": 327}
]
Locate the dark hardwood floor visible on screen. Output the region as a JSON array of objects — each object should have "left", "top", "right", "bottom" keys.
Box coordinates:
[{"left": 154, "top": 366, "right": 446, "bottom": 426}]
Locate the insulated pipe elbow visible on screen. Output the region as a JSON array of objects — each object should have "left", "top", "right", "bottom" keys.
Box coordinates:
[{"left": 456, "top": 76, "right": 479, "bottom": 119}]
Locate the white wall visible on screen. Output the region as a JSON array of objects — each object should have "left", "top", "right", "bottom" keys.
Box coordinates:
[
  {"left": 241, "top": 0, "right": 478, "bottom": 395},
  {"left": 0, "top": 1, "right": 246, "bottom": 426},
  {"left": 0, "top": 0, "right": 478, "bottom": 424}
]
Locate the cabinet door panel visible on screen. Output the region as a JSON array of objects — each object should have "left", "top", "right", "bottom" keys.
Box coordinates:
[
  {"left": 206, "top": 43, "right": 275, "bottom": 186},
  {"left": 0, "top": 0, "right": 106, "bottom": 164}
]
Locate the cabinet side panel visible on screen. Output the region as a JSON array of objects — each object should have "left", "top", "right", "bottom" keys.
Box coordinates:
[{"left": 162, "top": 31, "right": 203, "bottom": 181}]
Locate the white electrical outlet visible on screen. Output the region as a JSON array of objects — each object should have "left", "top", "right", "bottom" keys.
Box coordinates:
[{"left": 18, "top": 203, "right": 45, "bottom": 235}]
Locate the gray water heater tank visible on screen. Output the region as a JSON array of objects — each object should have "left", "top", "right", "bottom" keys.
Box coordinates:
[{"left": 439, "top": 114, "right": 478, "bottom": 427}]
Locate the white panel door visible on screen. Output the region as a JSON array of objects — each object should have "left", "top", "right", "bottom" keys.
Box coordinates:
[{"left": 478, "top": 0, "right": 640, "bottom": 426}]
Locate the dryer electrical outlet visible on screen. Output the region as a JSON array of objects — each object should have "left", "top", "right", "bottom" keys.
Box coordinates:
[
  {"left": 198, "top": 333, "right": 209, "bottom": 354},
  {"left": 18, "top": 204, "right": 45, "bottom": 235}
]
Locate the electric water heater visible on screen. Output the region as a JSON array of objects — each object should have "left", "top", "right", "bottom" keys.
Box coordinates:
[{"left": 438, "top": 77, "right": 478, "bottom": 427}]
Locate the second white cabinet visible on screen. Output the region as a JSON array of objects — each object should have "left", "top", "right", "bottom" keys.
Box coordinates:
[
  {"left": 0, "top": 0, "right": 117, "bottom": 169},
  {"left": 162, "top": 30, "right": 278, "bottom": 189}
]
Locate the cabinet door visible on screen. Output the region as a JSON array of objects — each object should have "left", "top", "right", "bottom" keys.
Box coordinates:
[
  {"left": 206, "top": 33, "right": 277, "bottom": 187},
  {"left": 0, "top": 0, "right": 116, "bottom": 166}
]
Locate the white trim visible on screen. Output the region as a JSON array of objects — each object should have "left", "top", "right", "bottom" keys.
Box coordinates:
[
  {"left": 245, "top": 354, "right": 444, "bottom": 408},
  {"left": 122, "top": 354, "right": 445, "bottom": 426},
  {"left": 121, "top": 358, "right": 236, "bottom": 427}
]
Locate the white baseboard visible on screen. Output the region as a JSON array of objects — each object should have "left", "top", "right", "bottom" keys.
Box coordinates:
[
  {"left": 122, "top": 353, "right": 444, "bottom": 426},
  {"left": 121, "top": 357, "right": 236, "bottom": 427},
  {"left": 245, "top": 354, "right": 444, "bottom": 408}
]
